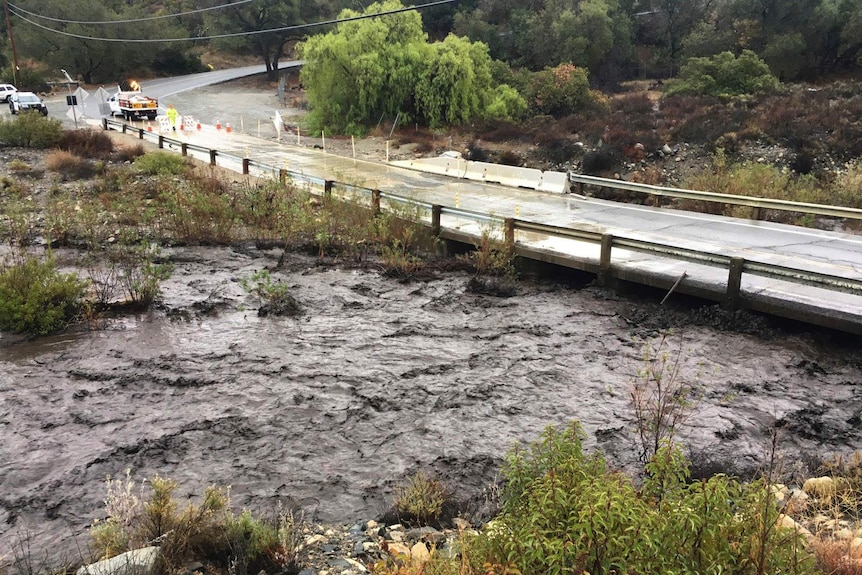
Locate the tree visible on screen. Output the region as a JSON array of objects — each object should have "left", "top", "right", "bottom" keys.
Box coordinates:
[
  {"left": 665, "top": 49, "right": 780, "bottom": 97},
  {"left": 13, "top": 0, "right": 186, "bottom": 83},
  {"left": 206, "top": 0, "right": 342, "bottom": 80},
  {"left": 299, "top": 0, "right": 521, "bottom": 133}
]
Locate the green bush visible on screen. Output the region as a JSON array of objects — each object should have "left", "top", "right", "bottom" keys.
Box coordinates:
[
  {"left": 484, "top": 422, "right": 814, "bottom": 575},
  {"left": 666, "top": 50, "right": 781, "bottom": 98},
  {"left": 0, "top": 253, "right": 87, "bottom": 335},
  {"left": 527, "top": 63, "right": 598, "bottom": 118},
  {"left": 133, "top": 151, "right": 189, "bottom": 176},
  {"left": 394, "top": 472, "right": 449, "bottom": 526},
  {"left": 0, "top": 113, "right": 64, "bottom": 148}
]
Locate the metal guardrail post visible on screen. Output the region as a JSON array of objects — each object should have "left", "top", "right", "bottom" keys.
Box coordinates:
[
  {"left": 372, "top": 190, "right": 381, "bottom": 215},
  {"left": 751, "top": 207, "right": 762, "bottom": 220},
  {"left": 138, "top": 128, "right": 144, "bottom": 139},
  {"left": 504, "top": 218, "right": 515, "bottom": 246},
  {"left": 101, "top": 118, "right": 107, "bottom": 130},
  {"left": 599, "top": 234, "right": 613, "bottom": 285},
  {"left": 432, "top": 205, "right": 442, "bottom": 236},
  {"left": 158, "top": 136, "right": 164, "bottom": 149},
  {"left": 242, "top": 158, "right": 250, "bottom": 175},
  {"left": 726, "top": 257, "right": 744, "bottom": 310},
  {"left": 209, "top": 150, "right": 217, "bottom": 166},
  {"left": 324, "top": 180, "right": 334, "bottom": 202},
  {"left": 181, "top": 143, "right": 188, "bottom": 157},
  {"left": 279, "top": 169, "right": 287, "bottom": 185}
]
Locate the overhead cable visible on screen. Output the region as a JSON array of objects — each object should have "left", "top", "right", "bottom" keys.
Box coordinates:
[
  {"left": 8, "top": 0, "right": 252, "bottom": 25},
  {"left": 9, "top": 0, "right": 458, "bottom": 43}
]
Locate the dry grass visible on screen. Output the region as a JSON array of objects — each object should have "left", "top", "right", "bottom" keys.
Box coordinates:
[{"left": 44, "top": 150, "right": 99, "bottom": 180}]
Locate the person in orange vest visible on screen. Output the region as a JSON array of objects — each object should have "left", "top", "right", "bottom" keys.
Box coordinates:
[{"left": 166, "top": 104, "right": 178, "bottom": 131}]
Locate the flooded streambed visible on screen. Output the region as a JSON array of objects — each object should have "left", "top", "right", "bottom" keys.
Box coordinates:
[{"left": 2, "top": 245, "right": 861, "bottom": 559}]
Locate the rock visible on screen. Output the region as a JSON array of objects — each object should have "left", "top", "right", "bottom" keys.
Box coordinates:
[
  {"left": 405, "top": 526, "right": 441, "bottom": 543},
  {"left": 385, "top": 542, "right": 411, "bottom": 558},
  {"left": 776, "top": 514, "right": 811, "bottom": 538},
  {"left": 306, "top": 534, "right": 327, "bottom": 546},
  {"left": 803, "top": 476, "right": 839, "bottom": 499},
  {"left": 410, "top": 542, "right": 430, "bottom": 567},
  {"left": 76, "top": 547, "right": 160, "bottom": 575},
  {"left": 453, "top": 518, "right": 471, "bottom": 531},
  {"left": 343, "top": 558, "right": 367, "bottom": 572},
  {"left": 661, "top": 144, "right": 673, "bottom": 156}
]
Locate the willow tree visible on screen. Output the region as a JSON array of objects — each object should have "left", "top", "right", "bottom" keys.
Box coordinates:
[{"left": 298, "top": 0, "right": 520, "bottom": 133}]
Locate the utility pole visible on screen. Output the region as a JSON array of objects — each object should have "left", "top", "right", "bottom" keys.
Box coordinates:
[{"left": 3, "top": 0, "right": 19, "bottom": 86}]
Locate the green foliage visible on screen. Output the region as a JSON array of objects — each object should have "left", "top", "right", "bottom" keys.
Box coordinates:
[
  {"left": 111, "top": 243, "right": 172, "bottom": 307},
  {"left": 528, "top": 63, "right": 598, "bottom": 118},
  {"left": 666, "top": 50, "right": 781, "bottom": 97},
  {"left": 487, "top": 422, "right": 815, "bottom": 575},
  {"left": 0, "top": 113, "right": 63, "bottom": 148},
  {"left": 0, "top": 65, "right": 49, "bottom": 93},
  {"left": 484, "top": 85, "right": 527, "bottom": 122},
  {"left": 159, "top": 179, "right": 237, "bottom": 244},
  {"left": 240, "top": 269, "right": 300, "bottom": 317},
  {"left": 394, "top": 472, "right": 449, "bottom": 526},
  {"left": 133, "top": 152, "right": 189, "bottom": 176},
  {"left": 0, "top": 252, "right": 87, "bottom": 336},
  {"left": 682, "top": 151, "right": 837, "bottom": 222},
  {"left": 298, "top": 0, "right": 517, "bottom": 132},
  {"left": 630, "top": 333, "right": 696, "bottom": 463}
]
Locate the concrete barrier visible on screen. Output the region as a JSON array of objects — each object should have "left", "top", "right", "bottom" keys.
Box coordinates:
[
  {"left": 537, "top": 171, "right": 569, "bottom": 194},
  {"left": 391, "top": 157, "right": 568, "bottom": 194}
]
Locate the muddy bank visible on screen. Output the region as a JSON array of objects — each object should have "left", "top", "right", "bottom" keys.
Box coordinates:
[{"left": 2, "top": 245, "right": 862, "bottom": 561}]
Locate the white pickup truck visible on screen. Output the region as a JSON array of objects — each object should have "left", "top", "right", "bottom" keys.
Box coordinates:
[{"left": 107, "top": 88, "right": 158, "bottom": 121}]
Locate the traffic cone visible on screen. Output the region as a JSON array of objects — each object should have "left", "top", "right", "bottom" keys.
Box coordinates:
[
  {"left": 216, "top": 120, "right": 222, "bottom": 130},
  {"left": 146, "top": 121, "right": 152, "bottom": 132},
  {"left": 196, "top": 122, "right": 201, "bottom": 131},
  {"left": 226, "top": 123, "right": 232, "bottom": 133}
]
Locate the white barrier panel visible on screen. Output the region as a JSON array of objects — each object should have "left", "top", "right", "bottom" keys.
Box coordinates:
[
  {"left": 537, "top": 171, "right": 569, "bottom": 194},
  {"left": 157, "top": 116, "right": 172, "bottom": 133},
  {"left": 390, "top": 157, "right": 570, "bottom": 194}
]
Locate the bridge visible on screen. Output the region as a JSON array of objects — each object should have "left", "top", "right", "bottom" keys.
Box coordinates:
[{"left": 101, "top": 117, "right": 862, "bottom": 335}]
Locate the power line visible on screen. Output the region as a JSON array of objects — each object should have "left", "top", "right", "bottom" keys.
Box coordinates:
[
  {"left": 8, "top": 0, "right": 252, "bottom": 25},
  {"left": 9, "top": 0, "right": 459, "bottom": 43}
]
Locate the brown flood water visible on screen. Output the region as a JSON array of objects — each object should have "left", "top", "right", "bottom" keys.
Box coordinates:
[{"left": 2, "top": 245, "right": 861, "bottom": 561}]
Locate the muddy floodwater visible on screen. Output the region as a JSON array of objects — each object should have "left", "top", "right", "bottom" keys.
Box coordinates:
[{"left": 2, "top": 245, "right": 862, "bottom": 560}]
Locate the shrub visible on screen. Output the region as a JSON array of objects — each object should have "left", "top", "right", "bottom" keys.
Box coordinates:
[
  {"left": 59, "top": 129, "right": 114, "bottom": 159},
  {"left": 0, "top": 252, "right": 87, "bottom": 335},
  {"left": 240, "top": 269, "right": 300, "bottom": 317},
  {"left": 835, "top": 161, "right": 862, "bottom": 209},
  {"left": 114, "top": 143, "right": 146, "bottom": 163},
  {"left": 159, "top": 180, "right": 237, "bottom": 244},
  {"left": 666, "top": 50, "right": 781, "bottom": 98},
  {"left": 488, "top": 422, "right": 815, "bottom": 575},
  {"left": 394, "top": 472, "right": 449, "bottom": 526},
  {"left": 133, "top": 151, "right": 189, "bottom": 176},
  {"left": 630, "top": 333, "right": 697, "bottom": 463},
  {"left": 528, "top": 63, "right": 596, "bottom": 118},
  {"left": 0, "top": 113, "right": 63, "bottom": 148},
  {"left": 110, "top": 243, "right": 172, "bottom": 307},
  {"left": 45, "top": 150, "right": 99, "bottom": 180},
  {"left": 484, "top": 84, "right": 527, "bottom": 122}
]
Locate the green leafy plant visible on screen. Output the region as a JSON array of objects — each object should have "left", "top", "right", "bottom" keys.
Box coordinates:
[
  {"left": 486, "top": 422, "right": 815, "bottom": 575},
  {"left": 394, "top": 472, "right": 449, "bottom": 526},
  {"left": 0, "top": 252, "right": 87, "bottom": 336},
  {"left": 110, "top": 243, "right": 172, "bottom": 307},
  {"left": 630, "top": 332, "right": 697, "bottom": 463},
  {"left": 0, "top": 113, "right": 63, "bottom": 148},
  {"left": 241, "top": 269, "right": 300, "bottom": 316},
  {"left": 133, "top": 151, "right": 189, "bottom": 176},
  {"left": 666, "top": 50, "right": 781, "bottom": 98}
]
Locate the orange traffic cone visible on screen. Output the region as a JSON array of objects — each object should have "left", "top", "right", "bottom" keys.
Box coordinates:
[
  {"left": 216, "top": 120, "right": 222, "bottom": 130},
  {"left": 146, "top": 122, "right": 152, "bottom": 132},
  {"left": 196, "top": 122, "right": 201, "bottom": 131},
  {"left": 226, "top": 123, "right": 232, "bottom": 133}
]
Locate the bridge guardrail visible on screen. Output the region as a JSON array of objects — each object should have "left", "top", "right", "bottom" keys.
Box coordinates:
[
  {"left": 102, "top": 118, "right": 862, "bottom": 310},
  {"left": 569, "top": 173, "right": 862, "bottom": 221}
]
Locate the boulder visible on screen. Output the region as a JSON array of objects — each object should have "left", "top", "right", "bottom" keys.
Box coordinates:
[{"left": 76, "top": 547, "right": 160, "bottom": 575}]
